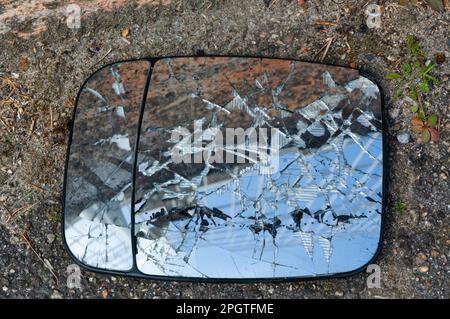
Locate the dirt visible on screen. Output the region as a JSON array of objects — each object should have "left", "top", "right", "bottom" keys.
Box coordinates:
[{"left": 0, "top": 0, "right": 449, "bottom": 299}]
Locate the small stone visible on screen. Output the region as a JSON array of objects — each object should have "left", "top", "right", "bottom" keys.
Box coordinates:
[
  {"left": 415, "top": 252, "right": 427, "bottom": 265},
  {"left": 418, "top": 265, "right": 429, "bottom": 273},
  {"left": 430, "top": 250, "right": 439, "bottom": 258},
  {"left": 397, "top": 132, "right": 410, "bottom": 144},
  {"left": 389, "top": 108, "right": 400, "bottom": 120},
  {"left": 2, "top": 286, "right": 7, "bottom": 292},
  {"left": 9, "top": 269, "right": 15, "bottom": 274},
  {"left": 435, "top": 52, "right": 445, "bottom": 64},
  {"left": 19, "top": 56, "right": 30, "bottom": 72},
  {"left": 121, "top": 28, "right": 130, "bottom": 38},
  {"left": 270, "top": 34, "right": 279, "bottom": 41},
  {"left": 51, "top": 290, "right": 63, "bottom": 299},
  {"left": 408, "top": 210, "right": 418, "bottom": 224},
  {"left": 335, "top": 291, "right": 344, "bottom": 297},
  {"left": 101, "top": 288, "right": 109, "bottom": 299},
  {"left": 268, "top": 288, "right": 274, "bottom": 294},
  {"left": 364, "top": 53, "right": 376, "bottom": 62},
  {"left": 46, "top": 234, "right": 55, "bottom": 244},
  {"left": 0, "top": 22, "right": 10, "bottom": 34}
]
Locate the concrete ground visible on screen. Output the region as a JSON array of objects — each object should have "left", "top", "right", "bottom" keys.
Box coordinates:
[{"left": 0, "top": 0, "right": 448, "bottom": 298}]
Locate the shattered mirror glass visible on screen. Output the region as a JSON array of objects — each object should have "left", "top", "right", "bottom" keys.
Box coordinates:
[
  {"left": 64, "top": 60, "right": 151, "bottom": 271},
  {"left": 64, "top": 57, "right": 384, "bottom": 280}
]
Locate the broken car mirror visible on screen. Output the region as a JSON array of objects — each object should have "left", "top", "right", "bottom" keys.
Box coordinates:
[{"left": 63, "top": 57, "right": 385, "bottom": 280}]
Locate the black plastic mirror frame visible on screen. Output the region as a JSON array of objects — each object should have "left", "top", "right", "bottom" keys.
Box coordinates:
[{"left": 62, "top": 56, "right": 387, "bottom": 282}]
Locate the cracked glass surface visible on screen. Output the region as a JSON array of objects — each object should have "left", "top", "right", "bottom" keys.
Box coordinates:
[
  {"left": 134, "top": 57, "right": 383, "bottom": 278},
  {"left": 64, "top": 60, "right": 150, "bottom": 271},
  {"left": 64, "top": 57, "right": 383, "bottom": 279}
]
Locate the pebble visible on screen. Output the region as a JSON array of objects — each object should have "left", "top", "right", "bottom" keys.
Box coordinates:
[
  {"left": 101, "top": 288, "right": 109, "bottom": 299},
  {"left": 389, "top": 108, "right": 399, "bottom": 120},
  {"left": 2, "top": 286, "right": 7, "bottom": 292},
  {"left": 364, "top": 53, "right": 376, "bottom": 62},
  {"left": 418, "top": 265, "right": 429, "bottom": 273},
  {"left": 435, "top": 52, "right": 445, "bottom": 64},
  {"left": 408, "top": 210, "right": 418, "bottom": 224},
  {"left": 51, "top": 290, "right": 63, "bottom": 299},
  {"left": 335, "top": 291, "right": 344, "bottom": 297},
  {"left": 397, "top": 132, "right": 410, "bottom": 144},
  {"left": 415, "top": 252, "right": 427, "bottom": 265},
  {"left": 47, "top": 234, "right": 55, "bottom": 244}
]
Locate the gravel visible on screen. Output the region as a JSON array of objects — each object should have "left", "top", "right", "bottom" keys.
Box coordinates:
[{"left": 397, "top": 132, "right": 411, "bottom": 144}]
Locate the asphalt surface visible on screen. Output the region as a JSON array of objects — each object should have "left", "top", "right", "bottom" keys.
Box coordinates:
[{"left": 0, "top": 0, "right": 448, "bottom": 298}]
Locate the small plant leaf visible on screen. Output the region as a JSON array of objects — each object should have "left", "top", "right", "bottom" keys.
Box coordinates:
[
  {"left": 424, "top": 0, "right": 445, "bottom": 11},
  {"left": 395, "top": 202, "right": 407, "bottom": 215},
  {"left": 411, "top": 116, "right": 424, "bottom": 127},
  {"left": 412, "top": 126, "right": 424, "bottom": 134},
  {"left": 411, "top": 105, "right": 419, "bottom": 113},
  {"left": 408, "top": 88, "right": 418, "bottom": 101},
  {"left": 386, "top": 72, "right": 401, "bottom": 80},
  {"left": 427, "top": 114, "right": 438, "bottom": 126},
  {"left": 421, "top": 63, "right": 435, "bottom": 75},
  {"left": 394, "top": 88, "right": 403, "bottom": 100},
  {"left": 424, "top": 74, "right": 439, "bottom": 83},
  {"left": 406, "top": 35, "right": 423, "bottom": 58},
  {"left": 402, "top": 63, "right": 412, "bottom": 75},
  {"left": 419, "top": 81, "right": 430, "bottom": 93},
  {"left": 418, "top": 113, "right": 426, "bottom": 122},
  {"left": 428, "top": 128, "right": 440, "bottom": 142},
  {"left": 421, "top": 128, "right": 431, "bottom": 143}
]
